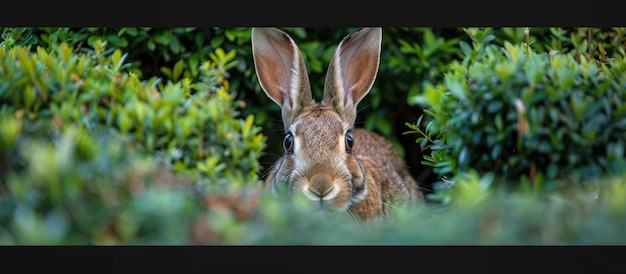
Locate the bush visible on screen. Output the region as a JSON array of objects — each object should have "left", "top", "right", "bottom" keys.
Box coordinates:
[
  {"left": 14, "top": 27, "right": 461, "bottom": 168},
  {"left": 0, "top": 40, "right": 265, "bottom": 182},
  {"left": 10, "top": 27, "right": 624, "bottom": 190},
  {"left": 2, "top": 27, "right": 626, "bottom": 245},
  {"left": 407, "top": 28, "right": 626, "bottom": 199},
  {"left": 208, "top": 172, "right": 626, "bottom": 245},
  {"left": 0, "top": 40, "right": 265, "bottom": 244}
]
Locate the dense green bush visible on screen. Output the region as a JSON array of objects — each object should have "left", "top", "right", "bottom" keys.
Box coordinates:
[
  {"left": 233, "top": 172, "right": 626, "bottom": 245},
  {"left": 4, "top": 27, "right": 624, "bottom": 142},
  {"left": 2, "top": 27, "right": 626, "bottom": 245},
  {"left": 0, "top": 27, "right": 463, "bottom": 178},
  {"left": 407, "top": 28, "right": 626, "bottom": 199},
  {"left": 0, "top": 40, "right": 264, "bottom": 182},
  {"left": 1, "top": 27, "right": 216, "bottom": 82},
  {"left": 0, "top": 40, "right": 265, "bottom": 244},
  {"left": 6, "top": 27, "right": 624, "bottom": 189}
]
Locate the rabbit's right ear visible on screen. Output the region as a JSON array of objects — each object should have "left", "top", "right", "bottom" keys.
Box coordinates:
[
  {"left": 251, "top": 27, "right": 313, "bottom": 128},
  {"left": 322, "top": 28, "right": 382, "bottom": 126}
]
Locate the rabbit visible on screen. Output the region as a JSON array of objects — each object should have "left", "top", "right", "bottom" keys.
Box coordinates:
[{"left": 251, "top": 27, "right": 424, "bottom": 221}]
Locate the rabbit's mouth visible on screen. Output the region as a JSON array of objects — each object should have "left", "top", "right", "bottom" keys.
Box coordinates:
[
  {"left": 302, "top": 183, "right": 341, "bottom": 201},
  {"left": 296, "top": 177, "right": 355, "bottom": 212},
  {"left": 307, "top": 197, "right": 346, "bottom": 214}
]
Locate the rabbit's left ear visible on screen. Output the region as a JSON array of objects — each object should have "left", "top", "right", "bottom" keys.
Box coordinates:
[
  {"left": 322, "top": 27, "right": 382, "bottom": 124},
  {"left": 251, "top": 27, "right": 314, "bottom": 128}
]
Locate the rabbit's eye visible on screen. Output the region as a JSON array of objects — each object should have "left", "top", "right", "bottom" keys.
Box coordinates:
[
  {"left": 283, "top": 132, "right": 294, "bottom": 153},
  {"left": 345, "top": 132, "right": 354, "bottom": 152}
]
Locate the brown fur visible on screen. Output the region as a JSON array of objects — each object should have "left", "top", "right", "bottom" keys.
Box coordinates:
[{"left": 252, "top": 27, "right": 423, "bottom": 221}]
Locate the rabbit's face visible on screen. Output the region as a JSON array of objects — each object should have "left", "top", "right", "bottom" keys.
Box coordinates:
[{"left": 271, "top": 103, "right": 368, "bottom": 212}]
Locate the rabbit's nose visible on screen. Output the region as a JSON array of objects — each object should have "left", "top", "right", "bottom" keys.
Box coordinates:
[{"left": 303, "top": 174, "right": 339, "bottom": 200}]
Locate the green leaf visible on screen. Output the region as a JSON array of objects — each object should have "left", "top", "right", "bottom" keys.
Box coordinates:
[
  {"left": 147, "top": 39, "right": 156, "bottom": 51},
  {"left": 169, "top": 36, "right": 180, "bottom": 54},
  {"left": 106, "top": 34, "right": 128, "bottom": 48},
  {"left": 154, "top": 32, "right": 171, "bottom": 45},
  {"left": 172, "top": 60, "right": 184, "bottom": 82},
  {"left": 211, "top": 35, "right": 224, "bottom": 48},
  {"left": 16, "top": 47, "right": 35, "bottom": 77},
  {"left": 459, "top": 40, "right": 472, "bottom": 57}
]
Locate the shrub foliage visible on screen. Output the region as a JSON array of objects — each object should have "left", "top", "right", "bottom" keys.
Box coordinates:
[
  {"left": 1, "top": 27, "right": 626, "bottom": 245},
  {"left": 0, "top": 39, "right": 265, "bottom": 244},
  {"left": 408, "top": 28, "right": 626, "bottom": 198}
]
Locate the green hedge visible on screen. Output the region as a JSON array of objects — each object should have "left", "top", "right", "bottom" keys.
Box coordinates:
[
  {"left": 5, "top": 27, "right": 625, "bottom": 185},
  {"left": 0, "top": 27, "right": 463, "bottom": 162},
  {"left": 234, "top": 173, "right": 626, "bottom": 244},
  {"left": 2, "top": 27, "right": 626, "bottom": 245},
  {"left": 0, "top": 40, "right": 265, "bottom": 244},
  {"left": 407, "top": 28, "right": 626, "bottom": 199},
  {"left": 0, "top": 40, "right": 265, "bottom": 182}
]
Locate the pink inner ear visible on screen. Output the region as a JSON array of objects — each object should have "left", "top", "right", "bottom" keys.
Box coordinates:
[
  {"left": 339, "top": 40, "right": 363, "bottom": 107},
  {"left": 339, "top": 36, "right": 369, "bottom": 107},
  {"left": 268, "top": 44, "right": 292, "bottom": 105},
  {"left": 254, "top": 30, "right": 297, "bottom": 107},
  {"left": 268, "top": 38, "right": 293, "bottom": 103},
  {"left": 269, "top": 39, "right": 294, "bottom": 103}
]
